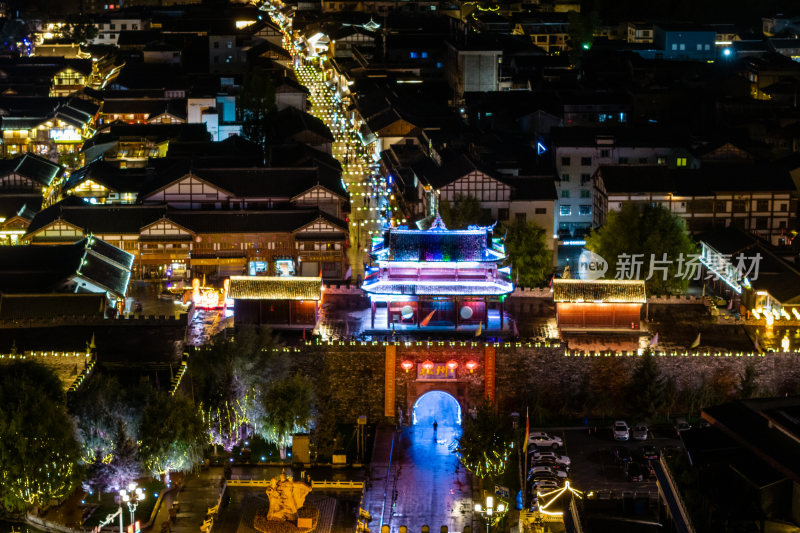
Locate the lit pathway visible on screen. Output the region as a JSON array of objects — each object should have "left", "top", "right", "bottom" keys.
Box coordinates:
[
  {"left": 292, "top": 64, "right": 390, "bottom": 280},
  {"left": 265, "top": 12, "right": 392, "bottom": 281},
  {"left": 364, "top": 425, "right": 475, "bottom": 533}
]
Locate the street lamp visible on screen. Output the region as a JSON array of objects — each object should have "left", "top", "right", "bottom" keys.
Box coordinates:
[
  {"left": 120, "top": 483, "right": 145, "bottom": 531},
  {"left": 474, "top": 495, "right": 506, "bottom": 533}
]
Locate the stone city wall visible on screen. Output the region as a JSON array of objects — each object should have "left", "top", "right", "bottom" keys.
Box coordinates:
[{"left": 289, "top": 341, "right": 800, "bottom": 422}]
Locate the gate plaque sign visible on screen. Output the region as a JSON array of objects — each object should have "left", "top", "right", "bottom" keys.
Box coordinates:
[{"left": 417, "top": 363, "right": 456, "bottom": 380}]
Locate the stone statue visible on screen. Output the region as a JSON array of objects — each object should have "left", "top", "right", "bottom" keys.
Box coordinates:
[{"left": 265, "top": 470, "right": 311, "bottom": 521}]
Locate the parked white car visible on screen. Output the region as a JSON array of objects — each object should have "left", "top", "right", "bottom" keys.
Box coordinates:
[
  {"left": 528, "top": 465, "right": 568, "bottom": 479},
  {"left": 613, "top": 420, "right": 630, "bottom": 441},
  {"left": 531, "top": 451, "right": 571, "bottom": 467},
  {"left": 527, "top": 432, "right": 563, "bottom": 449}
]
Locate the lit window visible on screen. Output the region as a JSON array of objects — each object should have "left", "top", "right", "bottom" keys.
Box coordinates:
[
  {"left": 679, "top": 44, "right": 685, "bottom": 50},
  {"left": 421, "top": 52, "right": 428, "bottom": 58},
  {"left": 559, "top": 205, "right": 572, "bottom": 216},
  {"left": 704, "top": 44, "right": 710, "bottom": 50},
  {"left": 676, "top": 157, "right": 687, "bottom": 167},
  {"left": 696, "top": 44, "right": 702, "bottom": 50},
  {"left": 410, "top": 52, "right": 418, "bottom": 58},
  {"left": 436, "top": 62, "right": 442, "bottom": 68},
  {"left": 671, "top": 43, "right": 677, "bottom": 50},
  {"left": 579, "top": 205, "right": 592, "bottom": 216}
]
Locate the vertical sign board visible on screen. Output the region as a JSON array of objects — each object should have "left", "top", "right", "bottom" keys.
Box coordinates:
[
  {"left": 484, "top": 345, "right": 495, "bottom": 402},
  {"left": 385, "top": 345, "right": 396, "bottom": 417}
]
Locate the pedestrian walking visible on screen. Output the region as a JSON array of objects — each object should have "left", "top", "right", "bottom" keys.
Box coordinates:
[{"left": 433, "top": 420, "right": 438, "bottom": 434}]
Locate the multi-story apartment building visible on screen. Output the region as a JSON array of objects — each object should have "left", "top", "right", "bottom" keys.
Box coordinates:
[
  {"left": 594, "top": 165, "right": 798, "bottom": 246},
  {"left": 511, "top": 14, "right": 571, "bottom": 54},
  {"left": 626, "top": 23, "right": 654, "bottom": 44},
  {"left": 551, "top": 127, "right": 690, "bottom": 239},
  {"left": 90, "top": 14, "right": 148, "bottom": 45}
]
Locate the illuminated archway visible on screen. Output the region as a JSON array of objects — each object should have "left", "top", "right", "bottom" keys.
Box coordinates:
[{"left": 412, "top": 390, "right": 462, "bottom": 427}]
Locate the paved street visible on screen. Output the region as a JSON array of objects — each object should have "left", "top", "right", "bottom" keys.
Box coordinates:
[
  {"left": 364, "top": 425, "right": 474, "bottom": 533},
  {"left": 293, "top": 62, "right": 391, "bottom": 281}
]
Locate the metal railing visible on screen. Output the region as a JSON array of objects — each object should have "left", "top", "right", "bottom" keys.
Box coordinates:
[
  {"left": 657, "top": 456, "right": 697, "bottom": 533},
  {"left": 225, "top": 479, "right": 364, "bottom": 490}
]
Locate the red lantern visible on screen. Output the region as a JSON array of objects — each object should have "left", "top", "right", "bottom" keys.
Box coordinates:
[
  {"left": 446, "top": 360, "right": 458, "bottom": 371},
  {"left": 465, "top": 360, "right": 478, "bottom": 373},
  {"left": 400, "top": 360, "right": 414, "bottom": 373},
  {"left": 422, "top": 360, "right": 434, "bottom": 370}
]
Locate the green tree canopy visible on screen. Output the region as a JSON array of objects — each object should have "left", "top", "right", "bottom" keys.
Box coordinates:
[
  {"left": 0, "top": 361, "right": 82, "bottom": 513},
  {"left": 438, "top": 195, "right": 493, "bottom": 229},
  {"left": 139, "top": 392, "right": 205, "bottom": 483},
  {"left": 567, "top": 10, "right": 599, "bottom": 55},
  {"left": 585, "top": 203, "right": 699, "bottom": 294},
  {"left": 83, "top": 421, "right": 141, "bottom": 495},
  {"left": 502, "top": 219, "right": 553, "bottom": 287},
  {"left": 65, "top": 21, "right": 98, "bottom": 45},
  {"left": 453, "top": 402, "right": 513, "bottom": 481},
  {"left": 628, "top": 355, "right": 665, "bottom": 420},
  {"left": 253, "top": 373, "right": 313, "bottom": 458},
  {"left": 736, "top": 362, "right": 759, "bottom": 399}
]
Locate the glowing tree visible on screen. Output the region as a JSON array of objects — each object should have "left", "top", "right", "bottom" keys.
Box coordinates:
[
  {"left": 139, "top": 392, "right": 205, "bottom": 484},
  {"left": 253, "top": 373, "right": 313, "bottom": 459},
  {"left": 0, "top": 361, "right": 82, "bottom": 513},
  {"left": 453, "top": 402, "right": 513, "bottom": 481},
  {"left": 192, "top": 326, "right": 284, "bottom": 451}
]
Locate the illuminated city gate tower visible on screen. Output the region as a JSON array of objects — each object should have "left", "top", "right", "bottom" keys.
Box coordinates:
[{"left": 362, "top": 215, "right": 514, "bottom": 331}]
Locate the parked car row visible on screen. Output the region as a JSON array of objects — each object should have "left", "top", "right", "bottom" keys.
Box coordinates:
[
  {"left": 612, "top": 417, "right": 706, "bottom": 441},
  {"left": 527, "top": 448, "right": 572, "bottom": 493}
]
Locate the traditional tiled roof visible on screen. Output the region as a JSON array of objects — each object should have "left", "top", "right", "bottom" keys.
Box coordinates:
[
  {"left": 228, "top": 276, "right": 322, "bottom": 301},
  {"left": 271, "top": 106, "right": 334, "bottom": 143},
  {"left": 553, "top": 279, "right": 647, "bottom": 303},
  {"left": 0, "top": 237, "right": 132, "bottom": 299},
  {"left": 12, "top": 153, "right": 63, "bottom": 187}
]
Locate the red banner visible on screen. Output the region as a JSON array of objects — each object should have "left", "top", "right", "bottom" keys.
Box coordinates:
[
  {"left": 484, "top": 345, "right": 495, "bottom": 402},
  {"left": 385, "top": 345, "right": 396, "bottom": 417}
]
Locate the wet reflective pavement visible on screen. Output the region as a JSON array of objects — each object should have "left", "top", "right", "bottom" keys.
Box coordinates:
[{"left": 365, "top": 425, "right": 474, "bottom": 533}]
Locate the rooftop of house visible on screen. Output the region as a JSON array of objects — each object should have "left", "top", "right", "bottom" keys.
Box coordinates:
[
  {"left": 228, "top": 275, "right": 322, "bottom": 300},
  {"left": 553, "top": 279, "right": 647, "bottom": 303},
  {"left": 0, "top": 236, "right": 133, "bottom": 298},
  {"left": 552, "top": 126, "right": 686, "bottom": 148},
  {"left": 26, "top": 199, "right": 347, "bottom": 238},
  {"left": 704, "top": 397, "right": 800, "bottom": 484},
  {"left": 698, "top": 228, "right": 800, "bottom": 304},
  {"left": 0, "top": 153, "right": 63, "bottom": 187},
  {"left": 597, "top": 164, "right": 797, "bottom": 195},
  {"left": 270, "top": 106, "right": 334, "bottom": 143}
]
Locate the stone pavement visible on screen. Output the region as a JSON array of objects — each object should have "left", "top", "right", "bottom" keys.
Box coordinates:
[
  {"left": 148, "top": 468, "right": 224, "bottom": 533},
  {"left": 363, "top": 425, "right": 475, "bottom": 533}
]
